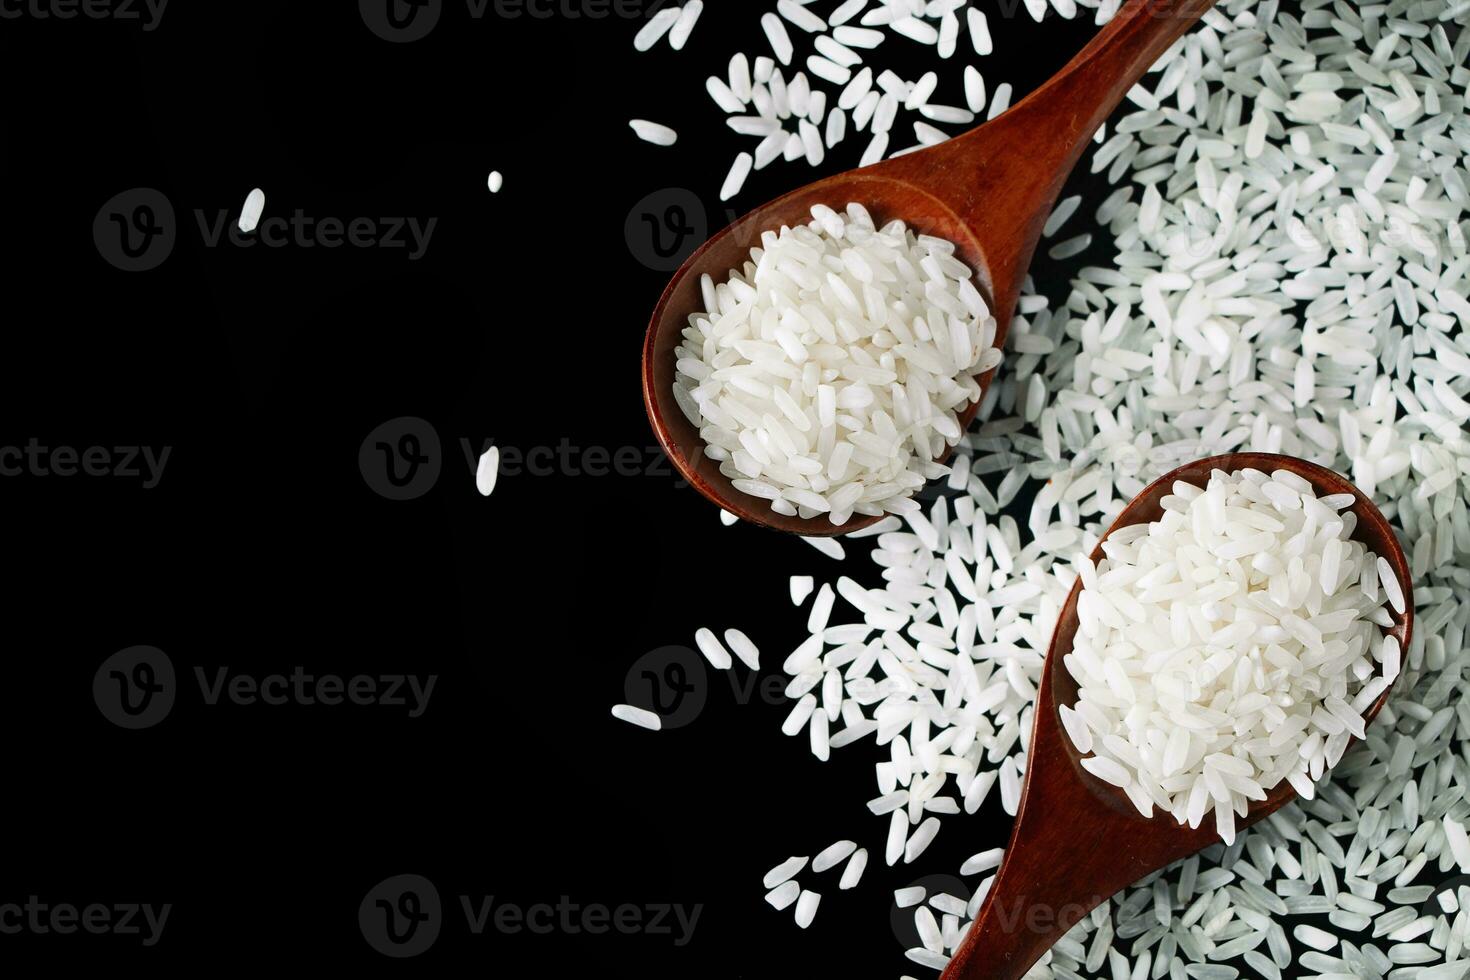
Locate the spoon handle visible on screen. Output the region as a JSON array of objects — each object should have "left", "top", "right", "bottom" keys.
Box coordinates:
[
  {"left": 984, "top": 0, "right": 1220, "bottom": 276},
  {"left": 883, "top": 0, "right": 1219, "bottom": 329},
  {"left": 939, "top": 656, "right": 1178, "bottom": 980},
  {"left": 1009, "top": 0, "right": 1224, "bottom": 156}
]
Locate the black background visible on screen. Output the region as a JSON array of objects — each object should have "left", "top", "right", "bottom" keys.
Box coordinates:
[{"left": 0, "top": 0, "right": 1181, "bottom": 974}]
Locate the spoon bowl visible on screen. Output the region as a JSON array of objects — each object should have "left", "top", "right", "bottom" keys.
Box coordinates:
[
  {"left": 643, "top": 0, "right": 1221, "bottom": 535},
  {"left": 643, "top": 175, "right": 1000, "bottom": 534},
  {"left": 941, "top": 452, "right": 1413, "bottom": 980}
]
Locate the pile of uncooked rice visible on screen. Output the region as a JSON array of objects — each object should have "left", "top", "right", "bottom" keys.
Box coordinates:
[
  {"left": 622, "top": 0, "right": 1470, "bottom": 976},
  {"left": 1061, "top": 466, "right": 1401, "bottom": 846},
  {"left": 670, "top": 205, "right": 1003, "bottom": 524}
]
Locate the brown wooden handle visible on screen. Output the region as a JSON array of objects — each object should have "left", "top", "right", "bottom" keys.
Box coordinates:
[
  {"left": 878, "top": 0, "right": 1219, "bottom": 334},
  {"left": 940, "top": 828, "right": 1114, "bottom": 980},
  {"left": 937, "top": 659, "right": 1171, "bottom": 980},
  {"left": 1015, "top": 0, "right": 1222, "bottom": 155}
]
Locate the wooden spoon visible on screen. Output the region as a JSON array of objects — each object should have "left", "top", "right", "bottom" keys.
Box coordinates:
[
  {"left": 940, "top": 452, "right": 1414, "bottom": 980},
  {"left": 642, "top": 0, "right": 1221, "bottom": 536}
]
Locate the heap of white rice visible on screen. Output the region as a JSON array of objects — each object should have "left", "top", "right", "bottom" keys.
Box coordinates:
[
  {"left": 625, "top": 0, "right": 1470, "bottom": 975},
  {"left": 1060, "top": 467, "right": 1401, "bottom": 845},
  {"left": 671, "top": 203, "right": 1002, "bottom": 524}
]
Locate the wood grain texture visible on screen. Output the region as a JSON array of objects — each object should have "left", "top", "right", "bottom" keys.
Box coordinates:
[
  {"left": 940, "top": 453, "right": 1414, "bottom": 980},
  {"left": 643, "top": 0, "right": 1221, "bottom": 535}
]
